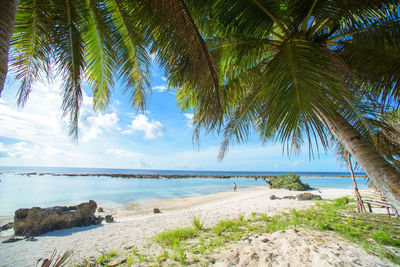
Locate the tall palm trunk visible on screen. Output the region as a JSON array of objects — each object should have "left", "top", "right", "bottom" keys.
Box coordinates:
[
  {"left": 321, "top": 111, "right": 400, "bottom": 212},
  {"left": 0, "top": 0, "right": 19, "bottom": 93}
]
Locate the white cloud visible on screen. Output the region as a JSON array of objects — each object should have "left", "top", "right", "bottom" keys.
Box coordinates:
[
  {"left": 184, "top": 113, "right": 194, "bottom": 127},
  {"left": 0, "top": 141, "right": 74, "bottom": 161},
  {"left": 106, "top": 148, "right": 141, "bottom": 158},
  {"left": 162, "top": 76, "right": 167, "bottom": 81},
  {"left": 153, "top": 85, "right": 168, "bottom": 92},
  {"left": 81, "top": 112, "right": 120, "bottom": 142},
  {"left": 122, "top": 114, "right": 165, "bottom": 139},
  {"left": 184, "top": 113, "right": 194, "bottom": 120}
]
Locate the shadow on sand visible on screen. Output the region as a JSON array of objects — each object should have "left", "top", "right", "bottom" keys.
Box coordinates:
[{"left": 40, "top": 223, "right": 104, "bottom": 237}]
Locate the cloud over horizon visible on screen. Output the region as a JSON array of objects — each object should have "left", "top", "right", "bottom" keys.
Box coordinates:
[{"left": 122, "top": 114, "right": 165, "bottom": 139}]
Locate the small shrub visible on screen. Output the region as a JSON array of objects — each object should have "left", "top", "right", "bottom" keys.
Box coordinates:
[{"left": 269, "top": 173, "right": 310, "bottom": 191}]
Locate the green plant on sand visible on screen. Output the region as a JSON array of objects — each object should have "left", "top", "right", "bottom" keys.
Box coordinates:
[{"left": 269, "top": 173, "right": 311, "bottom": 191}]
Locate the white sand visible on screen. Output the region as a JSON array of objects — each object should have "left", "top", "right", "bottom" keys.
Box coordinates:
[{"left": 0, "top": 187, "right": 394, "bottom": 266}]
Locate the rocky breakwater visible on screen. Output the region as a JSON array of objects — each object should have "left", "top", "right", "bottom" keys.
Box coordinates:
[{"left": 14, "top": 200, "right": 101, "bottom": 236}]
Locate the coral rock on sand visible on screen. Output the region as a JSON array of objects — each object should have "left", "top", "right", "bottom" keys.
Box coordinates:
[
  {"left": 269, "top": 195, "right": 279, "bottom": 200},
  {"left": 282, "top": 196, "right": 296, "bottom": 200},
  {"left": 13, "top": 200, "right": 100, "bottom": 236},
  {"left": 296, "top": 193, "right": 322, "bottom": 201},
  {"left": 0, "top": 222, "right": 13, "bottom": 231},
  {"left": 153, "top": 208, "right": 161, "bottom": 214},
  {"left": 105, "top": 215, "right": 114, "bottom": 223}
]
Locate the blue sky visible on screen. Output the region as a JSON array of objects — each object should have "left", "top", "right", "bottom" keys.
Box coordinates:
[{"left": 0, "top": 63, "right": 348, "bottom": 172}]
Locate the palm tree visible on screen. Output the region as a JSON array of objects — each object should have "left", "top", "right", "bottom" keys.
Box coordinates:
[
  {"left": 2, "top": 0, "right": 400, "bottom": 211},
  {"left": 175, "top": 0, "right": 400, "bottom": 211},
  {"left": 2, "top": 0, "right": 220, "bottom": 139}
]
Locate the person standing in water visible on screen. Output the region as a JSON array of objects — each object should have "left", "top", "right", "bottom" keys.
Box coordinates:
[{"left": 233, "top": 182, "right": 237, "bottom": 192}]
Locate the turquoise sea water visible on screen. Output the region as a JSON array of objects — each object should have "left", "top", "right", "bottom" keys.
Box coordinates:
[{"left": 0, "top": 167, "right": 368, "bottom": 215}]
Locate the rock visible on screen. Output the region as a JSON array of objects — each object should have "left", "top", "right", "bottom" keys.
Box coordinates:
[
  {"left": 0, "top": 222, "right": 13, "bottom": 231},
  {"left": 269, "top": 195, "right": 279, "bottom": 200},
  {"left": 260, "top": 237, "right": 269, "bottom": 242},
  {"left": 105, "top": 215, "right": 114, "bottom": 223},
  {"left": 93, "top": 216, "right": 104, "bottom": 225},
  {"left": 25, "top": 236, "right": 38, "bottom": 241},
  {"left": 98, "top": 207, "right": 104, "bottom": 212},
  {"left": 296, "top": 193, "right": 322, "bottom": 201},
  {"left": 283, "top": 196, "right": 296, "bottom": 200},
  {"left": 153, "top": 208, "right": 161, "bottom": 214},
  {"left": 2, "top": 237, "right": 24, "bottom": 243},
  {"left": 13, "top": 200, "right": 99, "bottom": 236}
]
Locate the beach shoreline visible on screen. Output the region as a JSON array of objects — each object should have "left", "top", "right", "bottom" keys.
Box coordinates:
[{"left": 1, "top": 186, "right": 387, "bottom": 266}]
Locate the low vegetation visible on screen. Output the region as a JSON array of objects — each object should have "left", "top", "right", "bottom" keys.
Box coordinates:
[
  {"left": 269, "top": 173, "right": 311, "bottom": 191},
  {"left": 77, "top": 197, "right": 400, "bottom": 266}
]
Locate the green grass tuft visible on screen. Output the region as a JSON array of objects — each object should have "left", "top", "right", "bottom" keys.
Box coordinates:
[
  {"left": 154, "top": 227, "right": 198, "bottom": 246},
  {"left": 191, "top": 214, "right": 204, "bottom": 230}
]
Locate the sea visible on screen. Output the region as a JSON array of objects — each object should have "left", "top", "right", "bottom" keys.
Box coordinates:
[{"left": 0, "top": 166, "right": 368, "bottom": 216}]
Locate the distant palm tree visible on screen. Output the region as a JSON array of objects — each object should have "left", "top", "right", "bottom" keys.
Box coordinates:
[
  {"left": 175, "top": 0, "right": 400, "bottom": 211},
  {"left": 0, "top": 0, "right": 220, "bottom": 139}
]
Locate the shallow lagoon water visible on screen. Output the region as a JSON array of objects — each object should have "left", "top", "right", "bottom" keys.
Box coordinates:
[{"left": 0, "top": 170, "right": 368, "bottom": 215}]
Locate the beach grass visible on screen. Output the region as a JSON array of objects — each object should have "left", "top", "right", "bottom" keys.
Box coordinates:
[
  {"left": 77, "top": 197, "right": 400, "bottom": 266},
  {"left": 191, "top": 214, "right": 204, "bottom": 230},
  {"left": 154, "top": 227, "right": 198, "bottom": 246}
]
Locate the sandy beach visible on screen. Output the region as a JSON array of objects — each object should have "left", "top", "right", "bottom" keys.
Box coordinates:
[{"left": 0, "top": 187, "right": 395, "bottom": 266}]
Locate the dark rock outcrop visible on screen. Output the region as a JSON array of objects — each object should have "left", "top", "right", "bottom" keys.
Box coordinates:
[
  {"left": 269, "top": 195, "right": 279, "bottom": 200},
  {"left": 0, "top": 222, "right": 13, "bottom": 231},
  {"left": 296, "top": 193, "right": 322, "bottom": 201},
  {"left": 153, "top": 208, "right": 161, "bottom": 214},
  {"left": 105, "top": 215, "right": 114, "bottom": 223},
  {"left": 283, "top": 196, "right": 296, "bottom": 200},
  {"left": 2, "top": 237, "right": 24, "bottom": 243},
  {"left": 14, "top": 200, "right": 100, "bottom": 236}
]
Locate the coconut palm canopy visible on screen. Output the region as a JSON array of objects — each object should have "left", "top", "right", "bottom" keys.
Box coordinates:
[
  {"left": 173, "top": 0, "right": 400, "bottom": 210},
  {"left": 7, "top": 0, "right": 221, "bottom": 139},
  {"left": 176, "top": 0, "right": 400, "bottom": 155},
  {"left": 2, "top": 0, "right": 400, "bottom": 210}
]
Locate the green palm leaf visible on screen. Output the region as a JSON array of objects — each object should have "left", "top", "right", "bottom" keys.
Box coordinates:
[
  {"left": 82, "top": 0, "right": 117, "bottom": 110},
  {"left": 110, "top": 0, "right": 150, "bottom": 110},
  {"left": 10, "top": 0, "right": 52, "bottom": 105},
  {"left": 52, "top": 0, "right": 85, "bottom": 140}
]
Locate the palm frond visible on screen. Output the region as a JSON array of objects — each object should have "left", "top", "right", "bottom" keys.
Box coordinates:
[
  {"left": 140, "top": 0, "right": 223, "bottom": 125},
  {"left": 110, "top": 0, "right": 151, "bottom": 111},
  {"left": 82, "top": 0, "right": 117, "bottom": 110},
  {"left": 10, "top": 0, "right": 52, "bottom": 105},
  {"left": 52, "top": 0, "right": 85, "bottom": 140}
]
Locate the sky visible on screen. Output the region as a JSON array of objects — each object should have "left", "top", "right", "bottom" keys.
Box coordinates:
[{"left": 0, "top": 63, "right": 349, "bottom": 172}]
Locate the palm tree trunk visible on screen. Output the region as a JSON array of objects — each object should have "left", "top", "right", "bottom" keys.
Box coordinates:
[
  {"left": 0, "top": 0, "right": 19, "bottom": 93},
  {"left": 321, "top": 111, "right": 400, "bottom": 212}
]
